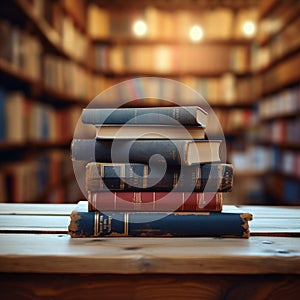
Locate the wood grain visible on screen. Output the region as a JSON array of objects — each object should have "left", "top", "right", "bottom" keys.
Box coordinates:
[
  {"left": 0, "top": 273, "right": 299, "bottom": 300},
  {"left": 0, "top": 234, "right": 299, "bottom": 274}
]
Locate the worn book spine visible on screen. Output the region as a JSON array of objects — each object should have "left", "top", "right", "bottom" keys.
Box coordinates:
[
  {"left": 71, "top": 139, "right": 220, "bottom": 166},
  {"left": 68, "top": 202, "right": 252, "bottom": 238},
  {"left": 85, "top": 162, "right": 233, "bottom": 192},
  {"left": 81, "top": 106, "right": 207, "bottom": 126},
  {"left": 88, "top": 192, "right": 223, "bottom": 212}
]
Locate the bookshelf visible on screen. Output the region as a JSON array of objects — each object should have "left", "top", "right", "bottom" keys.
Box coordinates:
[
  {"left": 245, "top": 0, "right": 300, "bottom": 204},
  {"left": 7, "top": 0, "right": 295, "bottom": 206},
  {"left": 0, "top": 0, "right": 92, "bottom": 203}
]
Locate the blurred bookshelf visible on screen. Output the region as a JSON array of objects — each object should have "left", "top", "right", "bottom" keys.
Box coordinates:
[{"left": 0, "top": 0, "right": 299, "bottom": 205}]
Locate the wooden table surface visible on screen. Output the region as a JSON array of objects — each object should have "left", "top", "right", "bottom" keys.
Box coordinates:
[{"left": 0, "top": 204, "right": 299, "bottom": 300}]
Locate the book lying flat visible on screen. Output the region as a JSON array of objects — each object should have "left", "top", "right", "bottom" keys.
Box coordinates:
[
  {"left": 85, "top": 162, "right": 233, "bottom": 192},
  {"left": 71, "top": 139, "right": 221, "bottom": 166},
  {"left": 95, "top": 125, "right": 205, "bottom": 139},
  {"left": 82, "top": 106, "right": 208, "bottom": 127},
  {"left": 88, "top": 192, "right": 223, "bottom": 212},
  {"left": 68, "top": 201, "right": 252, "bottom": 238}
]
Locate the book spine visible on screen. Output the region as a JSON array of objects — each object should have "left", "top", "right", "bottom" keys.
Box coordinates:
[
  {"left": 68, "top": 210, "right": 252, "bottom": 238},
  {"left": 81, "top": 106, "right": 203, "bottom": 125},
  {"left": 71, "top": 138, "right": 188, "bottom": 165},
  {"left": 85, "top": 163, "right": 233, "bottom": 192},
  {"left": 88, "top": 192, "right": 223, "bottom": 212},
  {"left": 71, "top": 139, "right": 221, "bottom": 166}
]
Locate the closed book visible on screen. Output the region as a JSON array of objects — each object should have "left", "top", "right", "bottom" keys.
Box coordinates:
[
  {"left": 95, "top": 125, "right": 205, "bottom": 139},
  {"left": 88, "top": 191, "right": 223, "bottom": 212},
  {"left": 85, "top": 162, "right": 233, "bottom": 192},
  {"left": 81, "top": 106, "right": 208, "bottom": 126},
  {"left": 71, "top": 139, "right": 221, "bottom": 166},
  {"left": 68, "top": 201, "right": 252, "bottom": 238}
]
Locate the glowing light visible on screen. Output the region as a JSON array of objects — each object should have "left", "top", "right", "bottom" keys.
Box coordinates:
[
  {"left": 189, "top": 25, "right": 204, "bottom": 42},
  {"left": 133, "top": 20, "right": 147, "bottom": 37},
  {"left": 242, "top": 21, "right": 256, "bottom": 37}
]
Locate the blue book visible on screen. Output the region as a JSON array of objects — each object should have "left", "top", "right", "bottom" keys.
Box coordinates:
[
  {"left": 68, "top": 201, "right": 252, "bottom": 238},
  {"left": 81, "top": 106, "right": 208, "bottom": 127},
  {"left": 71, "top": 139, "right": 221, "bottom": 166}
]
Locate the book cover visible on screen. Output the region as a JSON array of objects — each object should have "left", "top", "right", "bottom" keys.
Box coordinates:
[
  {"left": 81, "top": 106, "right": 208, "bottom": 127},
  {"left": 71, "top": 139, "right": 221, "bottom": 166},
  {"left": 68, "top": 201, "right": 252, "bottom": 238},
  {"left": 88, "top": 191, "right": 223, "bottom": 212},
  {"left": 85, "top": 162, "right": 233, "bottom": 192}
]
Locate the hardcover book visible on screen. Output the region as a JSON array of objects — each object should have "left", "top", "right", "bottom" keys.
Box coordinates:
[
  {"left": 81, "top": 106, "right": 208, "bottom": 127},
  {"left": 85, "top": 162, "right": 233, "bottom": 192},
  {"left": 68, "top": 201, "right": 252, "bottom": 238},
  {"left": 88, "top": 191, "right": 223, "bottom": 212},
  {"left": 71, "top": 139, "right": 221, "bottom": 166},
  {"left": 95, "top": 125, "right": 205, "bottom": 139}
]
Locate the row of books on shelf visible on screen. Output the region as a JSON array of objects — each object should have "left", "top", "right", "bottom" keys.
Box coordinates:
[
  {"left": 0, "top": 88, "right": 81, "bottom": 143},
  {"left": 258, "top": 85, "right": 300, "bottom": 120},
  {"left": 265, "top": 174, "right": 300, "bottom": 205},
  {"left": 180, "top": 74, "right": 254, "bottom": 104},
  {"left": 0, "top": 19, "right": 102, "bottom": 100},
  {"left": 69, "top": 105, "right": 253, "bottom": 238},
  {"left": 214, "top": 108, "right": 254, "bottom": 134},
  {"left": 256, "top": 0, "right": 300, "bottom": 46},
  {"left": 44, "top": 54, "right": 97, "bottom": 100},
  {"left": 252, "top": 15, "right": 300, "bottom": 71},
  {"left": 19, "top": 0, "right": 89, "bottom": 62},
  {"left": 252, "top": 117, "right": 300, "bottom": 145},
  {"left": 88, "top": 4, "right": 256, "bottom": 41},
  {"left": 0, "top": 19, "right": 41, "bottom": 79},
  {"left": 0, "top": 149, "right": 81, "bottom": 203},
  {"left": 93, "top": 44, "right": 250, "bottom": 74},
  {"left": 231, "top": 146, "right": 300, "bottom": 179}
]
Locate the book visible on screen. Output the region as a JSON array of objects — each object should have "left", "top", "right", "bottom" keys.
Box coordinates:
[
  {"left": 68, "top": 201, "right": 252, "bottom": 238},
  {"left": 71, "top": 139, "right": 221, "bottom": 166},
  {"left": 81, "top": 106, "right": 208, "bottom": 127},
  {"left": 85, "top": 162, "right": 233, "bottom": 192},
  {"left": 87, "top": 191, "right": 223, "bottom": 212},
  {"left": 95, "top": 125, "right": 205, "bottom": 139}
]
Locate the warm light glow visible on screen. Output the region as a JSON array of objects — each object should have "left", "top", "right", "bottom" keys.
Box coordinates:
[
  {"left": 133, "top": 20, "right": 147, "bottom": 37},
  {"left": 242, "top": 21, "right": 256, "bottom": 37},
  {"left": 189, "top": 25, "right": 204, "bottom": 42}
]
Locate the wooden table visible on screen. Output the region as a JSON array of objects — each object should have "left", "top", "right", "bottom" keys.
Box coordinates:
[{"left": 0, "top": 204, "right": 299, "bottom": 299}]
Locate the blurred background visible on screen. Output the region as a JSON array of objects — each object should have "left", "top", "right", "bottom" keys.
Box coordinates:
[{"left": 0, "top": 0, "right": 299, "bottom": 205}]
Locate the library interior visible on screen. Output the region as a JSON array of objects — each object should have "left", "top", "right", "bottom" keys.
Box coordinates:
[{"left": 0, "top": 0, "right": 299, "bottom": 206}]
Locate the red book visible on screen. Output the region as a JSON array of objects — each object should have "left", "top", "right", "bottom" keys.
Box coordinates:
[{"left": 88, "top": 192, "right": 222, "bottom": 212}]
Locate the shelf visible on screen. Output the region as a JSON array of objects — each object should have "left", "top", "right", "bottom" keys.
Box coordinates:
[
  {"left": 259, "top": 52, "right": 300, "bottom": 96},
  {"left": 0, "top": 141, "right": 71, "bottom": 152},
  {"left": 0, "top": 59, "right": 88, "bottom": 107},
  {"left": 93, "top": 69, "right": 253, "bottom": 78},
  {"left": 258, "top": 0, "right": 278, "bottom": 20},
  {"left": 0, "top": 58, "right": 40, "bottom": 88},
  {"left": 258, "top": 3, "right": 300, "bottom": 47},
  {"left": 92, "top": 37, "right": 254, "bottom": 46},
  {"left": 0, "top": 0, "right": 88, "bottom": 68},
  {"left": 253, "top": 140, "right": 300, "bottom": 150}
]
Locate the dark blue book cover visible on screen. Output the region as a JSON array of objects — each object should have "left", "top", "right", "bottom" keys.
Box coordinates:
[
  {"left": 81, "top": 106, "right": 208, "bottom": 127},
  {"left": 68, "top": 201, "right": 252, "bottom": 238},
  {"left": 71, "top": 139, "right": 221, "bottom": 166}
]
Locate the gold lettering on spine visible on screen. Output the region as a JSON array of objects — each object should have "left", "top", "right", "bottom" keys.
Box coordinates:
[
  {"left": 94, "top": 212, "right": 99, "bottom": 236},
  {"left": 99, "top": 215, "right": 103, "bottom": 234},
  {"left": 124, "top": 213, "right": 129, "bottom": 235}
]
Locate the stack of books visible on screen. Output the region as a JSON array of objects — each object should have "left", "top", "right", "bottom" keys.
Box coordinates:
[{"left": 69, "top": 106, "right": 252, "bottom": 238}]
